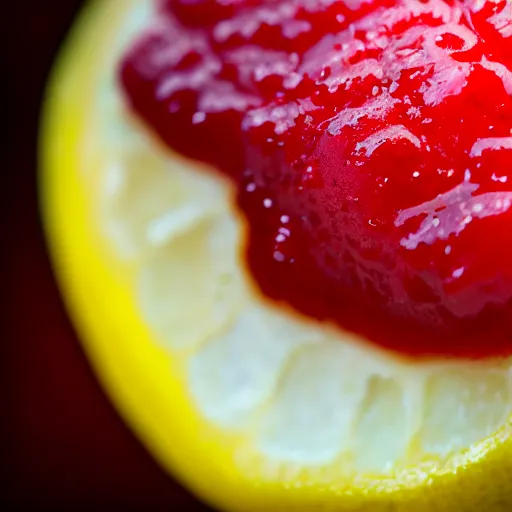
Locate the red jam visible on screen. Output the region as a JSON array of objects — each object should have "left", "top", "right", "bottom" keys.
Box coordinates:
[{"left": 119, "top": 0, "right": 512, "bottom": 358}]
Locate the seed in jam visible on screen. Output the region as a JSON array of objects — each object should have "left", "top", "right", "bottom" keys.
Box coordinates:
[{"left": 119, "top": 0, "right": 512, "bottom": 358}]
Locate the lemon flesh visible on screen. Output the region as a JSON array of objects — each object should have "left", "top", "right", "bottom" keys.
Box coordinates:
[{"left": 41, "top": 1, "right": 512, "bottom": 510}]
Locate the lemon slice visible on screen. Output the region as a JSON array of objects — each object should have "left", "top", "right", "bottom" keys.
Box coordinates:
[{"left": 41, "top": 1, "right": 512, "bottom": 510}]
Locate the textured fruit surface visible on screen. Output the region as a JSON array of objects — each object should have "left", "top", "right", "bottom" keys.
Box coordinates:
[
  {"left": 41, "top": 1, "right": 512, "bottom": 511},
  {"left": 120, "top": 0, "right": 512, "bottom": 358}
]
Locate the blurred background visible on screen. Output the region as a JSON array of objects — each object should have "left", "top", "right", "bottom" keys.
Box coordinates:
[{"left": 6, "top": 2, "right": 209, "bottom": 508}]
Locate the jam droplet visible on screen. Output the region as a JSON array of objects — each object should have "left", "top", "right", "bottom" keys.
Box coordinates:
[{"left": 120, "top": 0, "right": 512, "bottom": 358}]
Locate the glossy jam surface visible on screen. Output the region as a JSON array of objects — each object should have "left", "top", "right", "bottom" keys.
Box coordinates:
[{"left": 119, "top": 0, "right": 512, "bottom": 358}]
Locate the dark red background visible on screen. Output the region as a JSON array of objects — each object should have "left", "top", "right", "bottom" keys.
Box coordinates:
[{"left": 6, "top": 2, "right": 210, "bottom": 509}]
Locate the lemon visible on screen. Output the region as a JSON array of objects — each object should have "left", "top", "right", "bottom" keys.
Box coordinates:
[{"left": 40, "top": 1, "right": 512, "bottom": 510}]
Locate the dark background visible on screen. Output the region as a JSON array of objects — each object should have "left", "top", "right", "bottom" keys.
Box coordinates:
[{"left": 6, "top": 2, "right": 209, "bottom": 509}]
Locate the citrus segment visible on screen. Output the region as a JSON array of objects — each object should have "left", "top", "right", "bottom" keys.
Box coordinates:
[{"left": 41, "top": 1, "right": 512, "bottom": 511}]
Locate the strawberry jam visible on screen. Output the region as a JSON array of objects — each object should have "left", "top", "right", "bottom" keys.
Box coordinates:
[{"left": 119, "top": 0, "right": 512, "bottom": 358}]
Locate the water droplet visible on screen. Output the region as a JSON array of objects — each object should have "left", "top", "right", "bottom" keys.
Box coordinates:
[
  {"left": 452, "top": 267, "right": 465, "bottom": 279},
  {"left": 273, "top": 251, "right": 285, "bottom": 263},
  {"left": 192, "top": 112, "right": 206, "bottom": 124}
]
